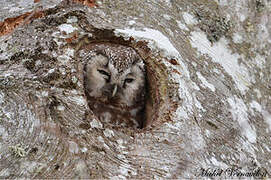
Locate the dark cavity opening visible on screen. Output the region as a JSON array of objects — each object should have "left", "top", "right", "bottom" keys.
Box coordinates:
[{"left": 76, "top": 29, "right": 177, "bottom": 131}]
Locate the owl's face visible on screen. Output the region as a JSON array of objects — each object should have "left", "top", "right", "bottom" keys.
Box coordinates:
[{"left": 85, "top": 52, "right": 146, "bottom": 107}]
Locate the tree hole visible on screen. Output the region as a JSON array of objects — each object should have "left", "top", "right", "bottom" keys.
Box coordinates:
[{"left": 77, "top": 29, "right": 177, "bottom": 131}]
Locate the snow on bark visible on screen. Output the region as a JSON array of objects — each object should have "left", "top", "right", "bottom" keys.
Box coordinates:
[{"left": 0, "top": 0, "right": 270, "bottom": 179}]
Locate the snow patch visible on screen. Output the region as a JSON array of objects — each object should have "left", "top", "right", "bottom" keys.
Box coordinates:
[
  {"left": 71, "top": 95, "right": 86, "bottom": 106},
  {"left": 0, "top": 44, "right": 9, "bottom": 60},
  {"left": 0, "top": 126, "right": 8, "bottom": 140},
  {"left": 0, "top": 92, "right": 4, "bottom": 104},
  {"left": 195, "top": 98, "right": 206, "bottom": 112},
  {"left": 196, "top": 72, "right": 216, "bottom": 92},
  {"left": 90, "top": 119, "right": 103, "bottom": 129},
  {"left": 212, "top": 68, "right": 221, "bottom": 74},
  {"left": 163, "top": 14, "right": 171, "bottom": 20},
  {"left": 232, "top": 33, "right": 243, "bottom": 43},
  {"left": 48, "top": 68, "right": 55, "bottom": 74},
  {"left": 81, "top": 147, "right": 88, "bottom": 153},
  {"left": 97, "top": 136, "right": 104, "bottom": 143},
  {"left": 71, "top": 76, "right": 78, "bottom": 84},
  {"left": 177, "top": 20, "right": 189, "bottom": 31},
  {"left": 264, "top": 144, "right": 270, "bottom": 152},
  {"left": 103, "top": 128, "right": 114, "bottom": 138},
  {"left": 227, "top": 96, "right": 257, "bottom": 143},
  {"left": 57, "top": 55, "right": 70, "bottom": 64},
  {"left": 58, "top": 24, "right": 77, "bottom": 34},
  {"left": 116, "top": 139, "right": 123, "bottom": 146},
  {"left": 258, "top": 23, "right": 269, "bottom": 41},
  {"left": 4, "top": 73, "right": 11, "bottom": 78},
  {"left": 239, "top": 14, "right": 246, "bottom": 22},
  {"left": 41, "top": 91, "right": 48, "bottom": 97},
  {"left": 176, "top": 107, "right": 188, "bottom": 119},
  {"left": 57, "top": 48, "right": 74, "bottom": 64},
  {"left": 250, "top": 101, "right": 262, "bottom": 112},
  {"left": 191, "top": 130, "right": 206, "bottom": 150},
  {"left": 182, "top": 12, "right": 197, "bottom": 25},
  {"left": 18, "top": 0, "right": 33, "bottom": 7},
  {"left": 75, "top": 160, "right": 87, "bottom": 174},
  {"left": 65, "top": 48, "right": 75, "bottom": 57},
  {"left": 9, "top": 7, "right": 22, "bottom": 13},
  {"left": 163, "top": 0, "right": 172, "bottom": 7},
  {"left": 205, "top": 129, "right": 211, "bottom": 137},
  {"left": 254, "top": 54, "right": 265, "bottom": 69},
  {"left": 67, "top": 16, "right": 78, "bottom": 23},
  {"left": 210, "top": 157, "right": 228, "bottom": 168},
  {"left": 177, "top": 80, "right": 194, "bottom": 115},
  {"left": 128, "top": 20, "right": 136, "bottom": 25},
  {"left": 115, "top": 28, "right": 179, "bottom": 58},
  {"left": 68, "top": 141, "right": 79, "bottom": 153},
  {"left": 262, "top": 111, "right": 271, "bottom": 131},
  {"left": 190, "top": 31, "right": 251, "bottom": 94},
  {"left": 116, "top": 157, "right": 133, "bottom": 177},
  {"left": 254, "top": 89, "right": 262, "bottom": 99},
  {"left": 57, "top": 105, "right": 65, "bottom": 111}
]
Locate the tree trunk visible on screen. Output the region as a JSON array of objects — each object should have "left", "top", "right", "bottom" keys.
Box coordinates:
[{"left": 0, "top": 0, "right": 270, "bottom": 179}]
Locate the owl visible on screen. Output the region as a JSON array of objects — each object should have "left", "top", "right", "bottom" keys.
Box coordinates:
[{"left": 83, "top": 43, "right": 146, "bottom": 128}]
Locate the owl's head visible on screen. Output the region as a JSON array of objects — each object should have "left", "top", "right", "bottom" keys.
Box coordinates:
[{"left": 84, "top": 44, "right": 146, "bottom": 108}]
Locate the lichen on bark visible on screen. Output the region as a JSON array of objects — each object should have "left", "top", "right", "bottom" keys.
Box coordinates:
[{"left": 0, "top": 0, "right": 270, "bottom": 179}]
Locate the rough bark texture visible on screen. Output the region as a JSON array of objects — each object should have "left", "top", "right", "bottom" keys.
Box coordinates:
[{"left": 0, "top": 0, "right": 270, "bottom": 179}]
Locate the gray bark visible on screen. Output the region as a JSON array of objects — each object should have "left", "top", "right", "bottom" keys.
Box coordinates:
[{"left": 0, "top": 0, "right": 270, "bottom": 179}]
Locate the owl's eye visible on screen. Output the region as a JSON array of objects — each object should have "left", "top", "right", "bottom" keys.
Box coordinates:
[
  {"left": 125, "top": 78, "right": 134, "bottom": 84},
  {"left": 98, "top": 69, "right": 110, "bottom": 80},
  {"left": 98, "top": 69, "right": 109, "bottom": 76}
]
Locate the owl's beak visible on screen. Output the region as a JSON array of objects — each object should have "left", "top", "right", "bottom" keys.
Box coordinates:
[{"left": 112, "top": 84, "right": 118, "bottom": 97}]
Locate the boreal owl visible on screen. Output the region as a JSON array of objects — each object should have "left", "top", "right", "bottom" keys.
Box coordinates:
[{"left": 83, "top": 43, "right": 146, "bottom": 128}]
